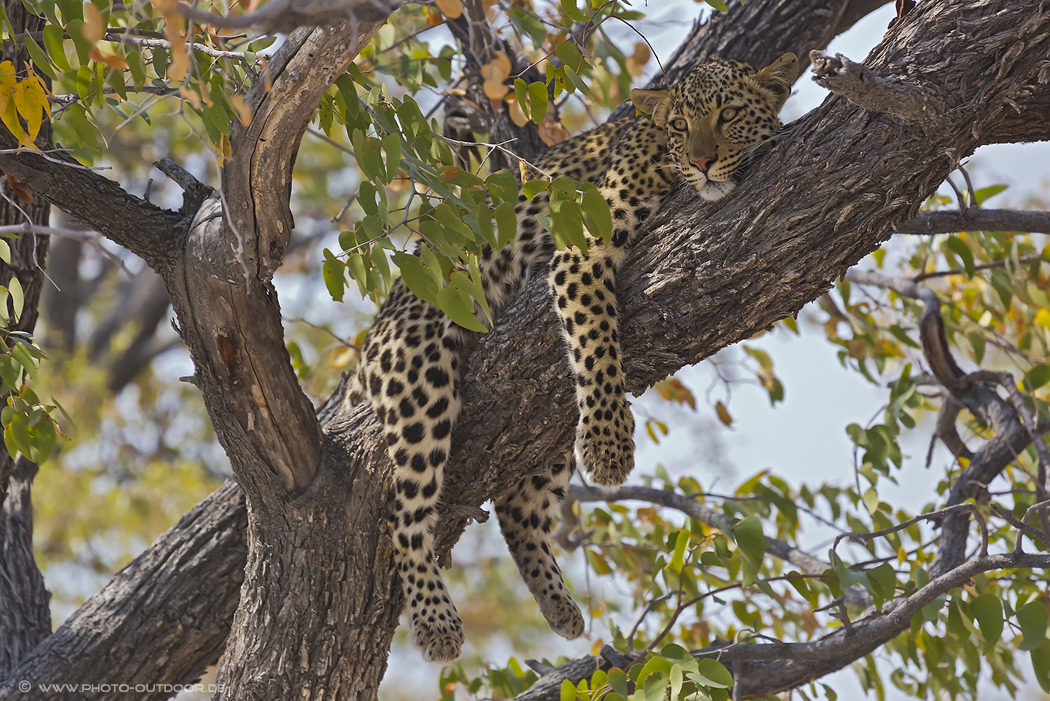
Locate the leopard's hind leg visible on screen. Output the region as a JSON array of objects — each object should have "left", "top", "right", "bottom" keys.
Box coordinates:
[
  {"left": 495, "top": 454, "right": 585, "bottom": 639},
  {"left": 362, "top": 282, "right": 465, "bottom": 662}
]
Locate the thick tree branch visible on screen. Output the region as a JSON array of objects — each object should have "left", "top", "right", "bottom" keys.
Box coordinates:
[
  {"left": 0, "top": 480, "right": 248, "bottom": 701},
  {"left": 811, "top": 50, "right": 946, "bottom": 126},
  {"left": 898, "top": 209, "right": 1050, "bottom": 235},
  {"left": 179, "top": 0, "right": 402, "bottom": 32}
]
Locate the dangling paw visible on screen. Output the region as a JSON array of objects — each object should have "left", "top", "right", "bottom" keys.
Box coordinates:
[
  {"left": 410, "top": 601, "right": 464, "bottom": 663},
  {"left": 542, "top": 595, "right": 585, "bottom": 640},
  {"left": 576, "top": 402, "right": 635, "bottom": 485},
  {"left": 407, "top": 568, "right": 464, "bottom": 662}
]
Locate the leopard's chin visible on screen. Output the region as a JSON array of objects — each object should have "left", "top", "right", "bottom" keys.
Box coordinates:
[{"left": 687, "top": 173, "right": 737, "bottom": 202}]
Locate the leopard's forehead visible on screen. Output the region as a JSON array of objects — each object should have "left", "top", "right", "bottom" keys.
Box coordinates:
[{"left": 669, "top": 58, "right": 757, "bottom": 111}]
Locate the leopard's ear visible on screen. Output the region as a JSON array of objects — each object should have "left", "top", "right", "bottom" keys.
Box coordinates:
[
  {"left": 754, "top": 53, "right": 799, "bottom": 111},
  {"left": 630, "top": 89, "right": 671, "bottom": 127}
]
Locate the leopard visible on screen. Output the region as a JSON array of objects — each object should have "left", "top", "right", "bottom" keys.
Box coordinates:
[{"left": 338, "top": 53, "right": 799, "bottom": 662}]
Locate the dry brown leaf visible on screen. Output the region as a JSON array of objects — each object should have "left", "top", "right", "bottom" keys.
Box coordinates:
[
  {"left": 483, "top": 78, "right": 509, "bottom": 101},
  {"left": 435, "top": 0, "right": 463, "bottom": 19},
  {"left": 506, "top": 96, "right": 528, "bottom": 127},
  {"left": 6, "top": 175, "right": 33, "bottom": 204},
  {"left": 537, "top": 100, "right": 568, "bottom": 146},
  {"left": 88, "top": 48, "right": 129, "bottom": 71},
  {"left": 229, "top": 95, "right": 252, "bottom": 127},
  {"left": 625, "top": 42, "right": 651, "bottom": 77},
  {"left": 179, "top": 86, "right": 202, "bottom": 109},
  {"left": 426, "top": 10, "right": 444, "bottom": 26},
  {"left": 83, "top": 3, "right": 104, "bottom": 43},
  {"left": 481, "top": 52, "right": 511, "bottom": 81}
]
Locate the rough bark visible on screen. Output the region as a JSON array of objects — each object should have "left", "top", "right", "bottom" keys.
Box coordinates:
[
  {"left": 0, "top": 480, "right": 248, "bottom": 699},
  {"left": 0, "top": 0, "right": 1047, "bottom": 698},
  {"left": 0, "top": 0, "right": 53, "bottom": 677}
]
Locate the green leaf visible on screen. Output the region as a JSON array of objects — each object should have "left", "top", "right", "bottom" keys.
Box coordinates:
[
  {"left": 42, "top": 24, "right": 70, "bottom": 72},
  {"left": 559, "top": 679, "right": 575, "bottom": 701},
  {"left": 382, "top": 132, "right": 401, "bottom": 181},
  {"left": 1032, "top": 638, "right": 1050, "bottom": 692},
  {"left": 560, "top": 0, "right": 589, "bottom": 22},
  {"left": 0, "top": 239, "right": 9, "bottom": 265},
  {"left": 495, "top": 202, "right": 517, "bottom": 249},
  {"left": 1027, "top": 364, "right": 1050, "bottom": 390},
  {"left": 436, "top": 286, "right": 486, "bottom": 333},
  {"left": 581, "top": 187, "right": 612, "bottom": 243},
  {"left": 608, "top": 668, "right": 629, "bottom": 696},
  {"left": 0, "top": 356, "right": 20, "bottom": 391},
  {"left": 973, "top": 183, "right": 1007, "bottom": 205},
  {"left": 731, "top": 515, "right": 766, "bottom": 585},
  {"left": 9, "top": 276, "right": 23, "bottom": 321},
  {"left": 527, "top": 80, "right": 548, "bottom": 123},
  {"left": 65, "top": 19, "right": 92, "bottom": 66},
  {"left": 392, "top": 252, "right": 438, "bottom": 305},
  {"left": 1018, "top": 600, "right": 1048, "bottom": 651},
  {"left": 554, "top": 41, "right": 584, "bottom": 72},
  {"left": 968, "top": 331, "right": 986, "bottom": 365},
  {"left": 668, "top": 529, "right": 690, "bottom": 573},
  {"left": 705, "top": 0, "right": 729, "bottom": 11},
  {"left": 971, "top": 594, "right": 1003, "bottom": 647},
  {"left": 523, "top": 179, "right": 549, "bottom": 200},
  {"left": 23, "top": 36, "right": 56, "bottom": 80},
  {"left": 687, "top": 659, "right": 733, "bottom": 689},
  {"left": 562, "top": 66, "right": 591, "bottom": 96},
  {"left": 322, "top": 255, "right": 346, "bottom": 302},
  {"left": 742, "top": 345, "right": 773, "bottom": 371},
  {"left": 642, "top": 671, "right": 668, "bottom": 701},
  {"left": 660, "top": 644, "right": 698, "bottom": 674},
  {"left": 10, "top": 343, "right": 37, "bottom": 382},
  {"left": 946, "top": 236, "right": 975, "bottom": 278},
  {"left": 888, "top": 324, "right": 920, "bottom": 349},
  {"left": 669, "top": 664, "right": 683, "bottom": 700}
]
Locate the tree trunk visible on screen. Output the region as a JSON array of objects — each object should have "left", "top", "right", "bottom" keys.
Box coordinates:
[{"left": 0, "top": 0, "right": 53, "bottom": 677}]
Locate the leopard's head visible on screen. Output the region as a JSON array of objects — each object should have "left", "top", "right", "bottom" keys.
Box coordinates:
[{"left": 631, "top": 54, "right": 798, "bottom": 201}]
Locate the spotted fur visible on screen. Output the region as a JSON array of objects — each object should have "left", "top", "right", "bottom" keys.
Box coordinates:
[{"left": 340, "top": 54, "right": 798, "bottom": 662}]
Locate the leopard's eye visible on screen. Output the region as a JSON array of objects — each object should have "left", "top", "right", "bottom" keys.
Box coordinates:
[
  {"left": 671, "top": 117, "right": 688, "bottom": 131},
  {"left": 720, "top": 107, "right": 739, "bottom": 122}
]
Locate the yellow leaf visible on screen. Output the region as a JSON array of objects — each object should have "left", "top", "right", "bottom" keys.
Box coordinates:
[
  {"left": 0, "top": 60, "right": 17, "bottom": 92},
  {"left": 11, "top": 81, "right": 43, "bottom": 147},
  {"left": 434, "top": 0, "right": 463, "bottom": 19},
  {"left": 221, "top": 134, "right": 232, "bottom": 165},
  {"left": 715, "top": 400, "right": 732, "bottom": 427},
  {"left": 1035, "top": 308, "right": 1050, "bottom": 329},
  {"left": 0, "top": 100, "right": 27, "bottom": 147},
  {"left": 83, "top": 3, "right": 104, "bottom": 43}
]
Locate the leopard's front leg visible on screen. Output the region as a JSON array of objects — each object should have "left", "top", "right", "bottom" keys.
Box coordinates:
[{"left": 549, "top": 235, "right": 634, "bottom": 486}]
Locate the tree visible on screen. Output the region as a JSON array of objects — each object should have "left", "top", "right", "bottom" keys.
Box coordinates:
[{"left": 0, "top": 0, "right": 1049, "bottom": 698}]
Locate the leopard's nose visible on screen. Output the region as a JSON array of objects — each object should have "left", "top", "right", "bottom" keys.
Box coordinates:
[{"left": 691, "top": 157, "right": 713, "bottom": 173}]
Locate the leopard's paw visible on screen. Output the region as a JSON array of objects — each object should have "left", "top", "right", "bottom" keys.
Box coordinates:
[
  {"left": 542, "top": 596, "right": 585, "bottom": 640},
  {"left": 576, "top": 426, "right": 635, "bottom": 486},
  {"left": 409, "top": 597, "right": 464, "bottom": 662}
]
